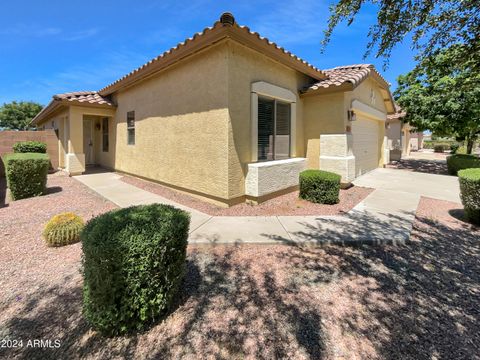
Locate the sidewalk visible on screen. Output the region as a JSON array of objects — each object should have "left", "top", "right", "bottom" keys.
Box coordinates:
[{"left": 74, "top": 169, "right": 458, "bottom": 246}]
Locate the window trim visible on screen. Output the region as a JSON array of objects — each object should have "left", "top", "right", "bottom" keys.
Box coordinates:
[
  {"left": 127, "top": 111, "right": 135, "bottom": 146},
  {"left": 251, "top": 81, "right": 296, "bottom": 162}
]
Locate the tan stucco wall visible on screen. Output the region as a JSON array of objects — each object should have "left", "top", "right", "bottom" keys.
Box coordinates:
[
  {"left": 349, "top": 78, "right": 388, "bottom": 114},
  {"left": 36, "top": 109, "right": 68, "bottom": 168},
  {"left": 386, "top": 119, "right": 402, "bottom": 150},
  {"left": 110, "top": 42, "right": 230, "bottom": 200},
  {"left": 226, "top": 40, "right": 312, "bottom": 199},
  {"left": 303, "top": 92, "right": 348, "bottom": 169}
]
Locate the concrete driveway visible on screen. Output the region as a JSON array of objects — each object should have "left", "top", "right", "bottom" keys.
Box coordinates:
[{"left": 353, "top": 168, "right": 461, "bottom": 204}]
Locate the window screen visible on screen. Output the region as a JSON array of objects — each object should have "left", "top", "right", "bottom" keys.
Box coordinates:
[
  {"left": 127, "top": 111, "right": 135, "bottom": 145},
  {"left": 257, "top": 98, "right": 291, "bottom": 161},
  {"left": 102, "top": 117, "right": 109, "bottom": 152}
]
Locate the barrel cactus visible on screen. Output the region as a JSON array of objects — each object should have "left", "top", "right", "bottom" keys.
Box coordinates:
[{"left": 43, "top": 212, "right": 84, "bottom": 247}]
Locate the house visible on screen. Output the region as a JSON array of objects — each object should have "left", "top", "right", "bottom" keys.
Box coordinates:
[
  {"left": 32, "top": 12, "right": 396, "bottom": 207},
  {"left": 386, "top": 104, "right": 423, "bottom": 160}
]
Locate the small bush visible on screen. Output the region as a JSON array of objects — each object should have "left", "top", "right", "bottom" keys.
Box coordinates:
[
  {"left": 433, "top": 144, "right": 445, "bottom": 153},
  {"left": 458, "top": 169, "right": 480, "bottom": 225},
  {"left": 456, "top": 145, "right": 468, "bottom": 154},
  {"left": 43, "top": 212, "right": 84, "bottom": 247},
  {"left": 450, "top": 143, "right": 460, "bottom": 154},
  {"left": 446, "top": 154, "right": 480, "bottom": 175},
  {"left": 3, "top": 153, "right": 50, "bottom": 200},
  {"left": 81, "top": 204, "right": 190, "bottom": 335},
  {"left": 13, "top": 141, "right": 47, "bottom": 154},
  {"left": 299, "top": 169, "right": 341, "bottom": 204}
]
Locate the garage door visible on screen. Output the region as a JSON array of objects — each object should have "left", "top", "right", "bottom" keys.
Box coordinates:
[{"left": 352, "top": 117, "right": 379, "bottom": 177}]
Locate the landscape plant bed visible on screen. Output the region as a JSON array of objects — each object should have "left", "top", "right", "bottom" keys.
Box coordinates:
[
  {"left": 120, "top": 174, "right": 374, "bottom": 216},
  {"left": 0, "top": 195, "right": 478, "bottom": 359}
]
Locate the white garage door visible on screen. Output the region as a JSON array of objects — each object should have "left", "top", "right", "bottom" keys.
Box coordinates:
[{"left": 352, "top": 117, "right": 380, "bottom": 177}]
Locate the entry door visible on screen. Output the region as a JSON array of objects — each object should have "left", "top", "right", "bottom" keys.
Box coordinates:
[{"left": 83, "top": 119, "right": 94, "bottom": 165}]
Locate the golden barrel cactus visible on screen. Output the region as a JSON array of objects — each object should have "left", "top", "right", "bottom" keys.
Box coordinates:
[{"left": 43, "top": 212, "right": 84, "bottom": 247}]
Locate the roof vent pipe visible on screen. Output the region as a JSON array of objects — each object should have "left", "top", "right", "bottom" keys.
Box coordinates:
[{"left": 220, "top": 12, "right": 235, "bottom": 26}]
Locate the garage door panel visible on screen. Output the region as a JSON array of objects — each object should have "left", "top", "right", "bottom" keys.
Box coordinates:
[{"left": 352, "top": 117, "right": 379, "bottom": 177}]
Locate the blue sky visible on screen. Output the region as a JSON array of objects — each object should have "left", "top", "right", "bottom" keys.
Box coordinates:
[{"left": 0, "top": 0, "right": 416, "bottom": 105}]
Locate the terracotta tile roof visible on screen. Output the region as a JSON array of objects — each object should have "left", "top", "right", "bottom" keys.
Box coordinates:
[
  {"left": 31, "top": 91, "right": 115, "bottom": 125},
  {"left": 99, "top": 13, "right": 326, "bottom": 95},
  {"left": 304, "top": 64, "right": 390, "bottom": 92},
  {"left": 52, "top": 91, "right": 114, "bottom": 106}
]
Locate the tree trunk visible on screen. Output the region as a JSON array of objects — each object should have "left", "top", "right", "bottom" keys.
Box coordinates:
[{"left": 466, "top": 136, "right": 475, "bottom": 154}]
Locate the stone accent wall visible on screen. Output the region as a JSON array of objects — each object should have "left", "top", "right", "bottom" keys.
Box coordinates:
[
  {"left": 319, "top": 134, "right": 356, "bottom": 182},
  {"left": 245, "top": 158, "right": 306, "bottom": 197},
  {"left": 0, "top": 130, "right": 59, "bottom": 176}
]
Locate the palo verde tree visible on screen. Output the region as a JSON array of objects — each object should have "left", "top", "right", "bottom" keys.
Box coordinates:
[
  {"left": 0, "top": 101, "right": 43, "bottom": 130},
  {"left": 394, "top": 44, "right": 480, "bottom": 154}
]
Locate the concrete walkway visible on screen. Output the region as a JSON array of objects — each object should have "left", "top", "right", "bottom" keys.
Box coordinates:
[{"left": 74, "top": 167, "right": 460, "bottom": 246}]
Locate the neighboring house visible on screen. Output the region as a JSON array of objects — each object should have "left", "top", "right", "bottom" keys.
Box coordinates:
[
  {"left": 32, "top": 13, "right": 396, "bottom": 206},
  {"left": 386, "top": 104, "right": 423, "bottom": 160}
]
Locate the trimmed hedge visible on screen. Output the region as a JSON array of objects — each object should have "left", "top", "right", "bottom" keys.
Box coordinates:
[
  {"left": 446, "top": 154, "right": 480, "bottom": 175},
  {"left": 433, "top": 144, "right": 446, "bottom": 153},
  {"left": 81, "top": 204, "right": 190, "bottom": 335},
  {"left": 3, "top": 153, "right": 50, "bottom": 200},
  {"left": 299, "top": 169, "right": 341, "bottom": 204},
  {"left": 13, "top": 141, "right": 47, "bottom": 154},
  {"left": 43, "top": 212, "right": 84, "bottom": 247},
  {"left": 458, "top": 169, "right": 480, "bottom": 225}
]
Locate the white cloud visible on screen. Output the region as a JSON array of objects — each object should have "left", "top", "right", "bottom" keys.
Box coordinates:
[
  {"left": 0, "top": 24, "right": 99, "bottom": 41},
  {"left": 63, "top": 28, "right": 99, "bottom": 41}
]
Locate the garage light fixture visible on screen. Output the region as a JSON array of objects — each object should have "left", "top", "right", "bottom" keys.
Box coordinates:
[{"left": 347, "top": 110, "right": 356, "bottom": 122}]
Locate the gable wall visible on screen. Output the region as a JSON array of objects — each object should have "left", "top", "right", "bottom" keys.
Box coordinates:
[
  {"left": 110, "top": 42, "right": 231, "bottom": 201},
  {"left": 226, "top": 40, "right": 313, "bottom": 199}
]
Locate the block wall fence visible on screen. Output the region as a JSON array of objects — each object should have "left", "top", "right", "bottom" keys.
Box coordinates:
[{"left": 0, "top": 130, "right": 59, "bottom": 176}]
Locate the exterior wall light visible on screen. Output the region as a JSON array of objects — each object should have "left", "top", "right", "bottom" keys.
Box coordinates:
[{"left": 347, "top": 110, "right": 356, "bottom": 122}]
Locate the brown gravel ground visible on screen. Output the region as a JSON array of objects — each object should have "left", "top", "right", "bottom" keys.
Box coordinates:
[
  {"left": 121, "top": 174, "right": 373, "bottom": 216},
  {"left": 1, "top": 175, "right": 479, "bottom": 359}
]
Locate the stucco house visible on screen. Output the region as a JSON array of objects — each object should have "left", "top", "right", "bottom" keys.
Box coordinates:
[
  {"left": 386, "top": 104, "right": 423, "bottom": 160},
  {"left": 32, "top": 12, "right": 396, "bottom": 206}
]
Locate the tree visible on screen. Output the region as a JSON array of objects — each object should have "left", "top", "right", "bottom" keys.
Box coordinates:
[
  {"left": 394, "top": 44, "right": 480, "bottom": 154},
  {"left": 322, "top": 0, "right": 479, "bottom": 68},
  {"left": 0, "top": 101, "right": 43, "bottom": 130}
]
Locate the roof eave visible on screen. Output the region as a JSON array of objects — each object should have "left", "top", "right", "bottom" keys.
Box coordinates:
[
  {"left": 300, "top": 82, "right": 354, "bottom": 97},
  {"left": 99, "top": 23, "right": 326, "bottom": 96}
]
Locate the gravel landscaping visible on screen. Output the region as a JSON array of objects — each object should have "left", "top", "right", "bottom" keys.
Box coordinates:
[
  {"left": 1, "top": 174, "right": 478, "bottom": 360},
  {"left": 121, "top": 174, "right": 373, "bottom": 216}
]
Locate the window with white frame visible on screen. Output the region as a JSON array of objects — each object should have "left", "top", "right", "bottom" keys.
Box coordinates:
[
  {"left": 127, "top": 111, "right": 135, "bottom": 145},
  {"left": 257, "top": 98, "right": 291, "bottom": 161}
]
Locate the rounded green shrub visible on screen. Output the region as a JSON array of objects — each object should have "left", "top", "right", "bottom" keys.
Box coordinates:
[
  {"left": 43, "top": 212, "right": 84, "bottom": 247},
  {"left": 446, "top": 154, "right": 480, "bottom": 175},
  {"left": 13, "top": 141, "right": 47, "bottom": 154},
  {"left": 299, "top": 169, "right": 341, "bottom": 204},
  {"left": 433, "top": 144, "right": 445, "bottom": 153},
  {"left": 81, "top": 204, "right": 190, "bottom": 335},
  {"left": 449, "top": 143, "right": 460, "bottom": 154},
  {"left": 458, "top": 169, "right": 480, "bottom": 225},
  {"left": 3, "top": 153, "right": 50, "bottom": 200}
]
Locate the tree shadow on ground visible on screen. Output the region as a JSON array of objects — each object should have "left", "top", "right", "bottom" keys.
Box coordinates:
[
  {"left": 1, "top": 213, "right": 478, "bottom": 359},
  {"left": 388, "top": 159, "right": 449, "bottom": 175},
  {"left": 278, "top": 215, "right": 479, "bottom": 359}
]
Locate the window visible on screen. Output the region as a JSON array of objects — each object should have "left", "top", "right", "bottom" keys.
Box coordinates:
[
  {"left": 102, "top": 117, "right": 109, "bottom": 152},
  {"left": 127, "top": 111, "right": 135, "bottom": 145},
  {"left": 257, "top": 98, "right": 291, "bottom": 161}
]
